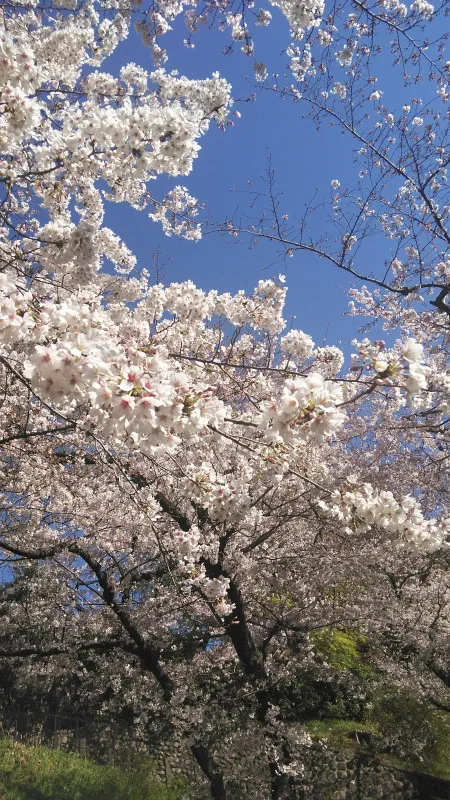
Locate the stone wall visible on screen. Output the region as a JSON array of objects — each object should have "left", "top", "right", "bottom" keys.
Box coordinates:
[
  {"left": 297, "top": 744, "right": 423, "bottom": 799},
  {"left": 6, "top": 711, "right": 450, "bottom": 799},
  {"left": 152, "top": 731, "right": 450, "bottom": 800}
]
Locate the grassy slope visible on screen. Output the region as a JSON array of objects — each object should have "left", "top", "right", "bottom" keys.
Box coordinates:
[{"left": 0, "top": 738, "right": 188, "bottom": 800}]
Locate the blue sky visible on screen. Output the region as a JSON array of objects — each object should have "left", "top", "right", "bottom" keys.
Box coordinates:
[{"left": 101, "top": 12, "right": 407, "bottom": 349}]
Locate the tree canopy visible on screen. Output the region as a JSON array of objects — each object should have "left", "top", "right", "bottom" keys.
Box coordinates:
[{"left": 0, "top": 0, "right": 449, "bottom": 797}]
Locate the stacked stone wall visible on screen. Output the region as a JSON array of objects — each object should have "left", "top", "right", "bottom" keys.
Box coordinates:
[
  {"left": 151, "top": 728, "right": 450, "bottom": 799},
  {"left": 5, "top": 711, "right": 450, "bottom": 799}
]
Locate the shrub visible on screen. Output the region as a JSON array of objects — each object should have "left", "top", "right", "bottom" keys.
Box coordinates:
[{"left": 369, "top": 692, "right": 450, "bottom": 778}]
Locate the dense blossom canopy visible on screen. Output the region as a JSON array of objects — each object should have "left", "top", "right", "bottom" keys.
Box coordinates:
[{"left": 0, "top": 0, "right": 449, "bottom": 797}]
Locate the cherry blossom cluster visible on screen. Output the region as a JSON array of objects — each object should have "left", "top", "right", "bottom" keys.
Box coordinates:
[
  {"left": 317, "top": 483, "right": 449, "bottom": 552},
  {"left": 149, "top": 187, "right": 201, "bottom": 240},
  {"left": 280, "top": 329, "right": 315, "bottom": 361},
  {"left": 0, "top": 268, "right": 313, "bottom": 457},
  {"left": 134, "top": 0, "right": 326, "bottom": 71},
  {"left": 351, "top": 337, "right": 431, "bottom": 396},
  {"left": 2, "top": 252, "right": 445, "bottom": 563},
  {"left": 20, "top": 328, "right": 226, "bottom": 457},
  {"left": 0, "top": 272, "right": 36, "bottom": 345},
  {"left": 37, "top": 219, "right": 137, "bottom": 285},
  {"left": 410, "top": 0, "right": 434, "bottom": 18},
  {"left": 194, "top": 574, "right": 233, "bottom": 616},
  {"left": 269, "top": 0, "right": 324, "bottom": 38},
  {"left": 138, "top": 277, "right": 287, "bottom": 332},
  {"left": 259, "top": 373, "right": 346, "bottom": 444},
  {"left": 179, "top": 462, "right": 254, "bottom": 528},
  {"left": 0, "top": 8, "right": 233, "bottom": 288}
]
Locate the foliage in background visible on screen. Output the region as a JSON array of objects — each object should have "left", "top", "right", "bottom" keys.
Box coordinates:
[
  {"left": 305, "top": 696, "right": 450, "bottom": 781},
  {"left": 369, "top": 692, "right": 450, "bottom": 779},
  {"left": 310, "top": 628, "right": 371, "bottom": 675}
]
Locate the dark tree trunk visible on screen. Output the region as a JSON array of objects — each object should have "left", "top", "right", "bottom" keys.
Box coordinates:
[
  {"left": 263, "top": 718, "right": 298, "bottom": 800},
  {"left": 270, "top": 770, "right": 297, "bottom": 800},
  {"left": 191, "top": 742, "right": 228, "bottom": 800}
]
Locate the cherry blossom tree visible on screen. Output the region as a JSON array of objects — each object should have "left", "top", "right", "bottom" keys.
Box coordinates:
[
  {"left": 0, "top": 0, "right": 449, "bottom": 798},
  {"left": 215, "top": 0, "right": 450, "bottom": 352}
]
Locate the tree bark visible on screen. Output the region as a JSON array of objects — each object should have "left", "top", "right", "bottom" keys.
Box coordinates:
[
  {"left": 262, "top": 718, "right": 298, "bottom": 800},
  {"left": 191, "top": 742, "right": 228, "bottom": 800},
  {"left": 270, "top": 772, "right": 296, "bottom": 800}
]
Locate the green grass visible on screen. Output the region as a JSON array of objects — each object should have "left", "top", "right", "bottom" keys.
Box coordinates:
[
  {"left": 306, "top": 718, "right": 378, "bottom": 745},
  {"left": 0, "top": 738, "right": 188, "bottom": 800}
]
